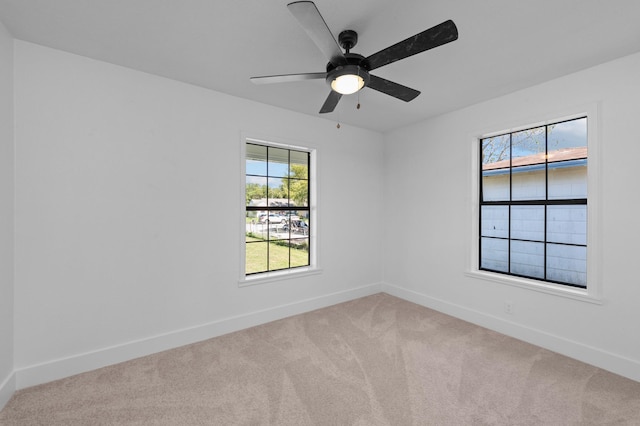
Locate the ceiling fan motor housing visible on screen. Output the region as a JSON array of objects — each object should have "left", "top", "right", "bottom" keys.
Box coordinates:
[{"left": 325, "top": 53, "right": 371, "bottom": 89}]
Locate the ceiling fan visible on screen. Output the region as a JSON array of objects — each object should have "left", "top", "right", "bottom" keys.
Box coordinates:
[{"left": 250, "top": 1, "right": 458, "bottom": 114}]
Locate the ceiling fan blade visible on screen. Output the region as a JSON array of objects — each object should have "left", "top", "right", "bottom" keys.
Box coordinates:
[
  {"left": 367, "top": 75, "right": 420, "bottom": 102},
  {"left": 250, "top": 72, "right": 326, "bottom": 85},
  {"left": 287, "top": 1, "right": 345, "bottom": 66},
  {"left": 366, "top": 20, "right": 458, "bottom": 71},
  {"left": 319, "top": 90, "right": 342, "bottom": 113}
]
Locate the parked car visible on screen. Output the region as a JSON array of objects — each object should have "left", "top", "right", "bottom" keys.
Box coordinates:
[
  {"left": 259, "top": 214, "right": 287, "bottom": 224},
  {"left": 283, "top": 220, "right": 309, "bottom": 235}
]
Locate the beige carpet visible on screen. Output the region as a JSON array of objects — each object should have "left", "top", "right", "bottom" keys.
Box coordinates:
[{"left": 1, "top": 293, "right": 640, "bottom": 425}]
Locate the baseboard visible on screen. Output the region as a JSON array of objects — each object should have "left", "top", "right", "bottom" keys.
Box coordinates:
[
  {"left": 15, "top": 280, "right": 636, "bottom": 394},
  {"left": 15, "top": 282, "right": 383, "bottom": 390},
  {"left": 382, "top": 283, "right": 640, "bottom": 383},
  {"left": 0, "top": 371, "right": 15, "bottom": 412}
]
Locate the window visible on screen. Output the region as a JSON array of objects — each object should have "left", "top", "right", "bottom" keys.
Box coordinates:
[
  {"left": 479, "top": 117, "right": 587, "bottom": 288},
  {"left": 244, "top": 141, "right": 312, "bottom": 277}
]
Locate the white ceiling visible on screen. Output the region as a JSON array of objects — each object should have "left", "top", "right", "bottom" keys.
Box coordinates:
[{"left": 1, "top": 0, "right": 639, "bottom": 132}]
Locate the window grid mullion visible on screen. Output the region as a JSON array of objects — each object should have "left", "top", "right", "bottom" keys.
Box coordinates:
[
  {"left": 287, "top": 149, "right": 291, "bottom": 270},
  {"left": 544, "top": 123, "right": 548, "bottom": 281},
  {"left": 266, "top": 146, "right": 271, "bottom": 271},
  {"left": 508, "top": 133, "right": 512, "bottom": 274}
]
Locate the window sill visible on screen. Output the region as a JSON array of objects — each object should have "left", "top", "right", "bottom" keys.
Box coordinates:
[
  {"left": 239, "top": 267, "right": 323, "bottom": 287},
  {"left": 465, "top": 269, "right": 603, "bottom": 305}
]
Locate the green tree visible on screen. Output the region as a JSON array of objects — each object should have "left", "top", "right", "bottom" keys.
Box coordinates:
[
  {"left": 268, "top": 185, "right": 286, "bottom": 200},
  {"left": 281, "top": 164, "right": 308, "bottom": 206},
  {"left": 245, "top": 183, "right": 266, "bottom": 205}
]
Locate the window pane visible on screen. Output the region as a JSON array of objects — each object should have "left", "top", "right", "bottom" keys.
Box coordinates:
[
  {"left": 511, "top": 205, "right": 544, "bottom": 241},
  {"left": 548, "top": 118, "right": 587, "bottom": 199},
  {"left": 246, "top": 218, "right": 268, "bottom": 240},
  {"left": 265, "top": 214, "right": 288, "bottom": 240},
  {"left": 481, "top": 206, "right": 508, "bottom": 238},
  {"left": 267, "top": 177, "right": 285, "bottom": 205},
  {"left": 284, "top": 215, "right": 309, "bottom": 236},
  {"left": 290, "top": 238, "right": 310, "bottom": 268},
  {"left": 548, "top": 117, "right": 587, "bottom": 150},
  {"left": 510, "top": 240, "right": 544, "bottom": 279},
  {"left": 290, "top": 150, "right": 309, "bottom": 178},
  {"left": 296, "top": 209, "right": 310, "bottom": 221},
  {"left": 512, "top": 127, "right": 545, "bottom": 201},
  {"left": 246, "top": 210, "right": 259, "bottom": 225},
  {"left": 246, "top": 176, "right": 267, "bottom": 207},
  {"left": 512, "top": 166, "right": 545, "bottom": 201},
  {"left": 286, "top": 179, "right": 308, "bottom": 206},
  {"left": 246, "top": 241, "right": 268, "bottom": 274},
  {"left": 547, "top": 244, "right": 586, "bottom": 287},
  {"left": 482, "top": 172, "right": 510, "bottom": 202},
  {"left": 268, "top": 241, "right": 290, "bottom": 271},
  {"left": 268, "top": 147, "right": 289, "bottom": 178},
  {"left": 482, "top": 135, "right": 510, "bottom": 202},
  {"left": 246, "top": 144, "right": 267, "bottom": 176},
  {"left": 547, "top": 205, "right": 586, "bottom": 245},
  {"left": 548, "top": 162, "right": 587, "bottom": 199},
  {"left": 482, "top": 134, "right": 510, "bottom": 164},
  {"left": 512, "top": 126, "right": 545, "bottom": 159},
  {"left": 481, "top": 237, "right": 508, "bottom": 272}
]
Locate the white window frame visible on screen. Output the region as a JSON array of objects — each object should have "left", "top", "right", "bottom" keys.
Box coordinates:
[
  {"left": 239, "top": 134, "right": 320, "bottom": 286},
  {"left": 466, "top": 103, "right": 602, "bottom": 303}
]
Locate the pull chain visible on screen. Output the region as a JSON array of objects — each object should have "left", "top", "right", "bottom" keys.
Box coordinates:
[{"left": 357, "top": 67, "right": 361, "bottom": 110}]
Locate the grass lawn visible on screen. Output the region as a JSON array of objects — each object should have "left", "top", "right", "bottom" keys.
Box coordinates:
[{"left": 246, "top": 235, "right": 309, "bottom": 274}]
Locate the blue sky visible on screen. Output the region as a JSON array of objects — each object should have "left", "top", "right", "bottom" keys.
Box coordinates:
[{"left": 246, "top": 160, "right": 288, "bottom": 187}]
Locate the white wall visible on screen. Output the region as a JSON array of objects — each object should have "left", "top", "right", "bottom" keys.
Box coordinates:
[
  {"left": 13, "top": 41, "right": 384, "bottom": 388},
  {"left": 0, "top": 19, "right": 15, "bottom": 408},
  {"left": 383, "top": 51, "right": 640, "bottom": 381}
]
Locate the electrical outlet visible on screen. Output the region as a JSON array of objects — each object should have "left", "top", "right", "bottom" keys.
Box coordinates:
[{"left": 504, "top": 301, "right": 514, "bottom": 315}]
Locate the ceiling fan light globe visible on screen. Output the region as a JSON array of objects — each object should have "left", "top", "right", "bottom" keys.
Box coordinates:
[{"left": 331, "top": 74, "right": 364, "bottom": 95}]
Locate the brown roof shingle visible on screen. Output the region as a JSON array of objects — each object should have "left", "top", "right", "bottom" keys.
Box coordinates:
[{"left": 483, "top": 146, "right": 587, "bottom": 170}]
